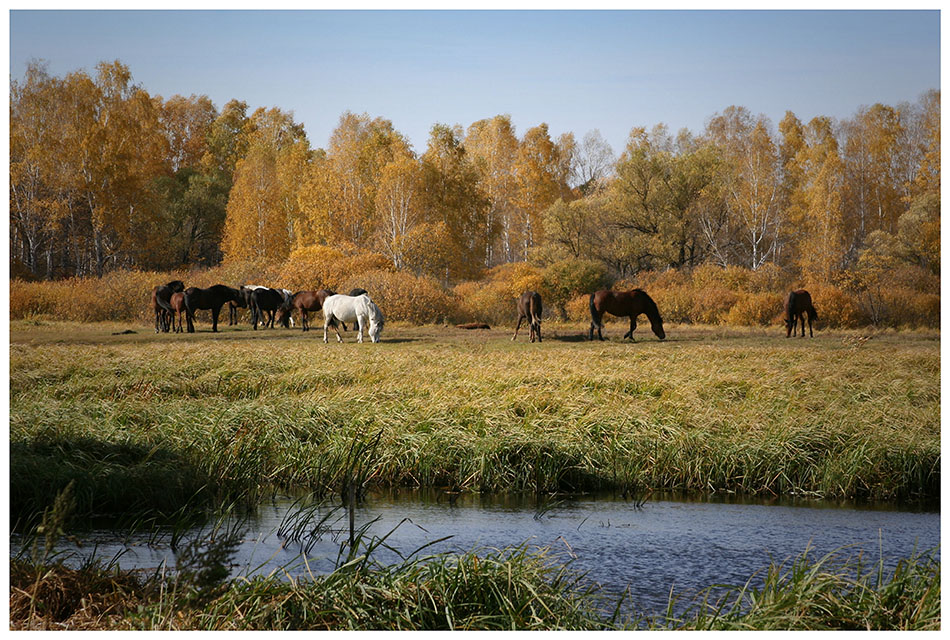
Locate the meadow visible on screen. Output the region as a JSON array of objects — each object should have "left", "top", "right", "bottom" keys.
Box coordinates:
[
  {"left": 9, "top": 318, "right": 940, "bottom": 629},
  {"left": 10, "top": 318, "right": 939, "bottom": 526}
]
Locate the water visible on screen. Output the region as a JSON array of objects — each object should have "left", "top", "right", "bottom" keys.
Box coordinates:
[{"left": 16, "top": 491, "right": 939, "bottom": 619}]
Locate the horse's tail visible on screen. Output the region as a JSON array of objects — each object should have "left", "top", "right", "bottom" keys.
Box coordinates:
[
  {"left": 589, "top": 293, "right": 601, "bottom": 327},
  {"left": 530, "top": 294, "right": 542, "bottom": 327}
]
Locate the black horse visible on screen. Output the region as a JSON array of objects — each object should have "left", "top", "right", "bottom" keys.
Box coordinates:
[
  {"left": 251, "top": 287, "right": 293, "bottom": 330},
  {"left": 347, "top": 288, "right": 368, "bottom": 297},
  {"left": 152, "top": 280, "right": 185, "bottom": 333},
  {"left": 184, "top": 284, "right": 240, "bottom": 333}
]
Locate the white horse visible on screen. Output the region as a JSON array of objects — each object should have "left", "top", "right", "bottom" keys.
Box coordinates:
[{"left": 322, "top": 294, "right": 384, "bottom": 343}]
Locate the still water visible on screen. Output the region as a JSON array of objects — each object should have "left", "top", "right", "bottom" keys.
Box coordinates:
[{"left": 22, "top": 491, "right": 940, "bottom": 618}]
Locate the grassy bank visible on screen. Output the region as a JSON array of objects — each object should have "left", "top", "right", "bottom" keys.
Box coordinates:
[
  {"left": 10, "top": 543, "right": 940, "bottom": 630},
  {"left": 10, "top": 320, "right": 940, "bottom": 525}
]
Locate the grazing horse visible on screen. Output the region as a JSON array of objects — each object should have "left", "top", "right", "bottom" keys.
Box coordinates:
[
  {"left": 322, "top": 294, "right": 384, "bottom": 344},
  {"left": 512, "top": 291, "right": 543, "bottom": 343},
  {"left": 169, "top": 292, "right": 186, "bottom": 333},
  {"left": 184, "top": 284, "right": 239, "bottom": 333},
  {"left": 276, "top": 289, "right": 338, "bottom": 332},
  {"left": 589, "top": 289, "right": 666, "bottom": 342},
  {"left": 229, "top": 284, "right": 267, "bottom": 325},
  {"left": 250, "top": 288, "right": 295, "bottom": 329},
  {"left": 151, "top": 280, "right": 185, "bottom": 333},
  {"left": 784, "top": 289, "right": 818, "bottom": 338}
]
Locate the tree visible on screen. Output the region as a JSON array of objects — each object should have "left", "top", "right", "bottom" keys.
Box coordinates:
[
  {"left": 220, "top": 107, "right": 309, "bottom": 263},
  {"left": 420, "top": 123, "right": 489, "bottom": 281},
  {"left": 512, "top": 124, "right": 569, "bottom": 260},
  {"left": 572, "top": 129, "right": 616, "bottom": 193},
  {"left": 465, "top": 115, "right": 517, "bottom": 265}
]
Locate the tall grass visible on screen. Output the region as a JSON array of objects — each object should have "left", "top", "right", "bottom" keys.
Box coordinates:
[
  {"left": 10, "top": 323, "right": 939, "bottom": 526},
  {"left": 11, "top": 542, "right": 939, "bottom": 630},
  {"left": 653, "top": 546, "right": 940, "bottom": 630}
]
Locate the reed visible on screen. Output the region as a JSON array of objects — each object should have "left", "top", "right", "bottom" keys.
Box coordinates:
[{"left": 10, "top": 542, "right": 939, "bottom": 630}]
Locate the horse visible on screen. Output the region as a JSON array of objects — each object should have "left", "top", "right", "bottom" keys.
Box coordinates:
[
  {"left": 322, "top": 294, "right": 384, "bottom": 344},
  {"left": 512, "top": 291, "right": 543, "bottom": 343},
  {"left": 184, "top": 284, "right": 240, "bottom": 333},
  {"left": 784, "top": 289, "right": 818, "bottom": 338},
  {"left": 347, "top": 288, "right": 368, "bottom": 297},
  {"left": 169, "top": 292, "right": 186, "bottom": 333},
  {"left": 250, "top": 287, "right": 292, "bottom": 330},
  {"left": 151, "top": 280, "right": 185, "bottom": 333},
  {"left": 228, "top": 284, "right": 267, "bottom": 325},
  {"left": 276, "top": 289, "right": 339, "bottom": 332},
  {"left": 589, "top": 289, "right": 665, "bottom": 342}
]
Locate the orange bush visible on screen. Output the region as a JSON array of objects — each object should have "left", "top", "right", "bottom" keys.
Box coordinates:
[
  {"left": 342, "top": 270, "right": 456, "bottom": 325},
  {"left": 276, "top": 245, "right": 393, "bottom": 292},
  {"left": 724, "top": 292, "right": 784, "bottom": 326},
  {"left": 690, "top": 286, "right": 739, "bottom": 325}
]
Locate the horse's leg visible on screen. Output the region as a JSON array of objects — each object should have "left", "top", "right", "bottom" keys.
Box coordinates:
[
  {"left": 186, "top": 309, "right": 195, "bottom": 333},
  {"left": 535, "top": 320, "right": 542, "bottom": 343},
  {"left": 808, "top": 312, "right": 813, "bottom": 338},
  {"left": 356, "top": 316, "right": 364, "bottom": 344},
  {"left": 512, "top": 315, "right": 523, "bottom": 341},
  {"left": 302, "top": 309, "right": 308, "bottom": 331},
  {"left": 800, "top": 314, "right": 805, "bottom": 338},
  {"left": 211, "top": 305, "right": 221, "bottom": 332},
  {"left": 333, "top": 319, "right": 344, "bottom": 343}
]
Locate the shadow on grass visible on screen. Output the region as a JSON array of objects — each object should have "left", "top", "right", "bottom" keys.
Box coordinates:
[{"left": 10, "top": 436, "right": 215, "bottom": 531}]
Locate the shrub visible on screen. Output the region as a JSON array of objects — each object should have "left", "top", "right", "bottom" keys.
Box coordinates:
[
  {"left": 277, "top": 245, "right": 392, "bottom": 292},
  {"left": 650, "top": 285, "right": 693, "bottom": 324},
  {"left": 342, "top": 270, "right": 456, "bottom": 325},
  {"left": 542, "top": 259, "right": 610, "bottom": 319},
  {"left": 691, "top": 286, "right": 740, "bottom": 325},
  {"left": 802, "top": 283, "right": 867, "bottom": 329},
  {"left": 725, "top": 292, "right": 784, "bottom": 326}
]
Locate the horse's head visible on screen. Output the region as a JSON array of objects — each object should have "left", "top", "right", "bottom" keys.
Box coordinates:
[
  {"left": 368, "top": 303, "right": 384, "bottom": 343},
  {"left": 651, "top": 316, "right": 666, "bottom": 341}
]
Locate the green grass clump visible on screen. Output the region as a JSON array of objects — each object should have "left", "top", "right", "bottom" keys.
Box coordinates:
[
  {"left": 10, "top": 322, "right": 940, "bottom": 524},
  {"left": 11, "top": 543, "right": 939, "bottom": 631},
  {"left": 655, "top": 547, "right": 941, "bottom": 630}
]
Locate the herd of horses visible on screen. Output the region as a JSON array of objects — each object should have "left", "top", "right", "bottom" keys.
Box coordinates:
[
  {"left": 152, "top": 281, "right": 818, "bottom": 344},
  {"left": 151, "top": 283, "right": 383, "bottom": 343}
]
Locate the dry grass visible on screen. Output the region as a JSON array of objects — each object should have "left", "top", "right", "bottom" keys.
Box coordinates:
[{"left": 10, "top": 320, "right": 940, "bottom": 526}]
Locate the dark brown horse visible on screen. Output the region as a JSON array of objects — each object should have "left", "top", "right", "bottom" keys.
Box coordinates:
[
  {"left": 228, "top": 285, "right": 264, "bottom": 325},
  {"left": 184, "top": 284, "right": 240, "bottom": 333},
  {"left": 169, "top": 292, "right": 186, "bottom": 333},
  {"left": 512, "top": 291, "right": 543, "bottom": 343},
  {"left": 589, "top": 289, "right": 665, "bottom": 341},
  {"left": 250, "top": 287, "right": 294, "bottom": 330},
  {"left": 784, "top": 289, "right": 817, "bottom": 338},
  {"left": 277, "top": 289, "right": 338, "bottom": 331},
  {"left": 151, "top": 280, "right": 185, "bottom": 333}
]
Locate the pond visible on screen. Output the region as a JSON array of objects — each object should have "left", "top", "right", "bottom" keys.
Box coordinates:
[{"left": 17, "top": 491, "right": 940, "bottom": 619}]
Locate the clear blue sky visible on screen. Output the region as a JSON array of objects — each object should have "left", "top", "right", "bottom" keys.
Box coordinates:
[{"left": 9, "top": 10, "right": 941, "bottom": 155}]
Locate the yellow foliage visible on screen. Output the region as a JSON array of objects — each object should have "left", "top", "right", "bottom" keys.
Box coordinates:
[
  {"left": 724, "top": 292, "right": 784, "bottom": 326},
  {"left": 276, "top": 245, "right": 392, "bottom": 292},
  {"left": 341, "top": 270, "right": 456, "bottom": 324}
]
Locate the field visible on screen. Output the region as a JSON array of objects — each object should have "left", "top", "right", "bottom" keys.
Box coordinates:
[
  {"left": 10, "top": 318, "right": 939, "bottom": 525},
  {"left": 9, "top": 318, "right": 941, "bottom": 629}
]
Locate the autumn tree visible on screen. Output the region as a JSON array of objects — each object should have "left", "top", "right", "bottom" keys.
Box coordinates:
[
  {"left": 420, "top": 123, "right": 490, "bottom": 281},
  {"left": 512, "top": 124, "right": 570, "bottom": 260},
  {"left": 465, "top": 115, "right": 518, "bottom": 265},
  {"left": 221, "top": 107, "right": 309, "bottom": 263}
]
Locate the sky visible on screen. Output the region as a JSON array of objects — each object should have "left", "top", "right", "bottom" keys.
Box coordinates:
[{"left": 8, "top": 9, "right": 942, "bottom": 155}]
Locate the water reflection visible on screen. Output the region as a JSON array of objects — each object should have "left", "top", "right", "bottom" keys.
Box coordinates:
[{"left": 14, "top": 490, "right": 940, "bottom": 619}]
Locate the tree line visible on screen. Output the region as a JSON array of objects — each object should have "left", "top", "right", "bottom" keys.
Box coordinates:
[{"left": 11, "top": 59, "right": 940, "bottom": 290}]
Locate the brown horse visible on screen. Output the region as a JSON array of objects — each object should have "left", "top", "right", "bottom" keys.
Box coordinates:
[
  {"left": 277, "top": 289, "right": 339, "bottom": 332},
  {"left": 589, "top": 289, "right": 665, "bottom": 341},
  {"left": 784, "top": 289, "right": 817, "bottom": 338},
  {"left": 512, "top": 291, "right": 543, "bottom": 343},
  {"left": 151, "top": 280, "right": 185, "bottom": 333},
  {"left": 184, "top": 284, "right": 240, "bottom": 333},
  {"left": 169, "top": 292, "right": 186, "bottom": 333}
]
